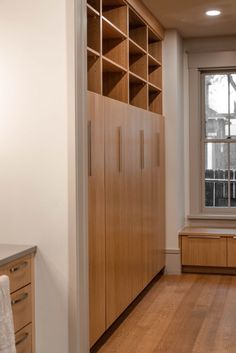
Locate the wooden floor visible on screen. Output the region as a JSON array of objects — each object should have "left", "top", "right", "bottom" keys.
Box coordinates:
[{"left": 98, "top": 274, "right": 236, "bottom": 353}]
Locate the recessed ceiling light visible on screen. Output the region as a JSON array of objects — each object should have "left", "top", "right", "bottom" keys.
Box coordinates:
[{"left": 206, "top": 10, "right": 221, "bottom": 16}]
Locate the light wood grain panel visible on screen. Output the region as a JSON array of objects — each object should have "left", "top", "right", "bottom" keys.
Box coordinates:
[
  {"left": 12, "top": 284, "right": 32, "bottom": 333},
  {"left": 227, "top": 237, "right": 236, "bottom": 267},
  {"left": 126, "top": 105, "right": 144, "bottom": 300},
  {"left": 1, "top": 256, "right": 31, "bottom": 294},
  {"left": 88, "top": 92, "right": 106, "bottom": 347},
  {"left": 141, "top": 111, "right": 154, "bottom": 286},
  {"left": 152, "top": 114, "right": 165, "bottom": 274},
  {"left": 182, "top": 236, "right": 227, "bottom": 267},
  {"left": 15, "top": 324, "right": 32, "bottom": 353},
  {"left": 105, "top": 96, "right": 133, "bottom": 327}
]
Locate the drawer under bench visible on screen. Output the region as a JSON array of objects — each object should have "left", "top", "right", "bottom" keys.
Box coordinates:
[{"left": 179, "top": 227, "right": 236, "bottom": 274}]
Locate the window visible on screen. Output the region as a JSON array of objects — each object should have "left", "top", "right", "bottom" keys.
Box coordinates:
[{"left": 202, "top": 71, "right": 236, "bottom": 208}]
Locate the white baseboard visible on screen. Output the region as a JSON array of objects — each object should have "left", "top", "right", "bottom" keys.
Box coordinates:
[{"left": 165, "top": 249, "right": 181, "bottom": 274}]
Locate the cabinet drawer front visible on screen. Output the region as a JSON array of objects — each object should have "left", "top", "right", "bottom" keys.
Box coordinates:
[
  {"left": 182, "top": 236, "right": 227, "bottom": 267},
  {"left": 15, "top": 324, "right": 32, "bottom": 353},
  {"left": 227, "top": 237, "right": 236, "bottom": 267},
  {"left": 2, "top": 256, "right": 31, "bottom": 293},
  {"left": 12, "top": 284, "right": 32, "bottom": 332}
]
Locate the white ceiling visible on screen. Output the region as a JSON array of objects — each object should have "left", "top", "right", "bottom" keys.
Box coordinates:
[{"left": 142, "top": 0, "right": 236, "bottom": 38}]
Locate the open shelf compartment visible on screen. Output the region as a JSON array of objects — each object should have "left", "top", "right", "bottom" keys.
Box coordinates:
[
  {"left": 148, "top": 28, "right": 162, "bottom": 62},
  {"left": 87, "top": 0, "right": 100, "bottom": 13},
  {"left": 103, "top": 18, "right": 128, "bottom": 69},
  {"left": 129, "top": 8, "right": 147, "bottom": 51},
  {"left": 103, "top": 57, "right": 128, "bottom": 103},
  {"left": 148, "top": 84, "right": 162, "bottom": 114},
  {"left": 148, "top": 55, "right": 162, "bottom": 88},
  {"left": 87, "top": 6, "right": 100, "bottom": 53},
  {"left": 129, "top": 73, "right": 147, "bottom": 110},
  {"left": 129, "top": 51, "right": 147, "bottom": 81},
  {"left": 87, "top": 49, "right": 101, "bottom": 94},
  {"left": 102, "top": 0, "right": 127, "bottom": 34}
]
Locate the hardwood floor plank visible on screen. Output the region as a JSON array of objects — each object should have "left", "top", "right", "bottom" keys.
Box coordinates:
[{"left": 97, "top": 275, "right": 236, "bottom": 353}]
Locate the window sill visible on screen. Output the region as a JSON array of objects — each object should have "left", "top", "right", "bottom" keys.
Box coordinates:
[{"left": 188, "top": 214, "right": 236, "bottom": 221}]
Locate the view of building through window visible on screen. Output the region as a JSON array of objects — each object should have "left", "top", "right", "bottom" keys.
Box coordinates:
[{"left": 204, "top": 72, "right": 236, "bottom": 208}]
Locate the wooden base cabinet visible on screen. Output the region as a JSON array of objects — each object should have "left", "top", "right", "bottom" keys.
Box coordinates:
[
  {"left": 88, "top": 92, "right": 165, "bottom": 346},
  {"left": 0, "top": 251, "right": 36, "bottom": 353},
  {"left": 180, "top": 227, "right": 236, "bottom": 273},
  {"left": 227, "top": 237, "right": 236, "bottom": 267}
]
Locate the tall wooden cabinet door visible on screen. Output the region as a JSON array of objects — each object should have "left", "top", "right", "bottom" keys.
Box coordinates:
[
  {"left": 88, "top": 92, "right": 106, "bottom": 347},
  {"left": 126, "top": 105, "right": 143, "bottom": 301},
  {"left": 141, "top": 112, "right": 154, "bottom": 286},
  {"left": 105, "top": 97, "right": 133, "bottom": 327},
  {"left": 152, "top": 114, "right": 165, "bottom": 274}
]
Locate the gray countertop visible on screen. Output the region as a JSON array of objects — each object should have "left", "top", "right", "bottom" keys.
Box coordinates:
[{"left": 0, "top": 244, "right": 37, "bottom": 266}]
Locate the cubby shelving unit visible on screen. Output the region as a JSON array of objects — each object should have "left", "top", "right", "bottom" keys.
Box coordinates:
[{"left": 86, "top": 0, "right": 163, "bottom": 114}]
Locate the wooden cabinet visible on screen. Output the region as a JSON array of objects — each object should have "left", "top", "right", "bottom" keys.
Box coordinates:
[
  {"left": 105, "top": 97, "right": 131, "bottom": 326},
  {"left": 88, "top": 92, "right": 106, "bottom": 346},
  {"left": 227, "top": 237, "right": 236, "bottom": 267},
  {"left": 88, "top": 93, "right": 165, "bottom": 345},
  {"left": 180, "top": 228, "right": 236, "bottom": 273},
  {"left": 15, "top": 324, "right": 32, "bottom": 353},
  {"left": 181, "top": 236, "right": 227, "bottom": 267},
  {"left": 87, "top": 0, "right": 165, "bottom": 342},
  {"left": 0, "top": 253, "right": 35, "bottom": 353}
]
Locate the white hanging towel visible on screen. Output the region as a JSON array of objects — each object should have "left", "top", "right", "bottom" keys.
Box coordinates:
[{"left": 0, "top": 275, "right": 16, "bottom": 353}]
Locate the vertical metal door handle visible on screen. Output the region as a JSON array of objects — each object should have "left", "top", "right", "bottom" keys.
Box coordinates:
[
  {"left": 118, "top": 126, "right": 122, "bottom": 172},
  {"left": 88, "top": 120, "right": 92, "bottom": 177},
  {"left": 156, "top": 132, "right": 160, "bottom": 167},
  {"left": 140, "top": 130, "right": 144, "bottom": 169}
]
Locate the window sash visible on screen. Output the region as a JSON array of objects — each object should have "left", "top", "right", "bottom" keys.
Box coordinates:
[{"left": 201, "top": 71, "right": 236, "bottom": 210}]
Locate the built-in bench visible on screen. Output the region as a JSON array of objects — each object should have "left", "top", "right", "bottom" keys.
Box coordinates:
[{"left": 179, "top": 227, "right": 236, "bottom": 274}]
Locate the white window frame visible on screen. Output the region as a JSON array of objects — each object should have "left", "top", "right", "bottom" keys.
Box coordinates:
[
  {"left": 188, "top": 51, "right": 236, "bottom": 217},
  {"left": 201, "top": 70, "right": 236, "bottom": 213}
]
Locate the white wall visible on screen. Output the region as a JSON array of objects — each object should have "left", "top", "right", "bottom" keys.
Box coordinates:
[
  {"left": 0, "top": 0, "right": 74, "bottom": 351},
  {"left": 163, "top": 30, "right": 185, "bottom": 273}
]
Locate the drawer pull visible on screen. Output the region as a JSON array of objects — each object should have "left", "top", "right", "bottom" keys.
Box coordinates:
[
  {"left": 188, "top": 236, "right": 221, "bottom": 240},
  {"left": 16, "top": 332, "right": 29, "bottom": 346},
  {"left": 233, "top": 237, "right": 236, "bottom": 239},
  {"left": 11, "top": 292, "right": 28, "bottom": 305},
  {"left": 10, "top": 261, "right": 28, "bottom": 273}
]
